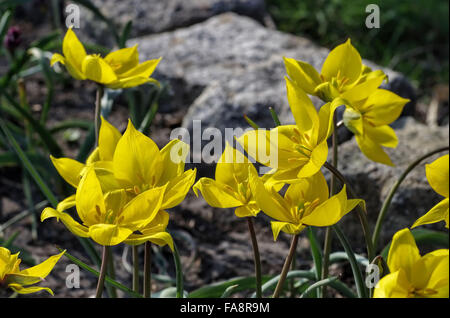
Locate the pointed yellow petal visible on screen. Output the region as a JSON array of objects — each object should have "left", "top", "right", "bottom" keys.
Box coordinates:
[
  {"left": 161, "top": 169, "right": 196, "bottom": 209},
  {"left": 235, "top": 203, "right": 260, "bottom": 218},
  {"left": 271, "top": 221, "right": 305, "bottom": 241},
  {"left": 62, "top": 27, "right": 86, "bottom": 71},
  {"left": 364, "top": 124, "right": 399, "bottom": 148},
  {"left": 118, "top": 58, "right": 161, "bottom": 79},
  {"left": 119, "top": 185, "right": 166, "bottom": 229},
  {"left": 363, "top": 89, "right": 410, "bottom": 126},
  {"left": 158, "top": 139, "right": 190, "bottom": 186},
  {"left": 81, "top": 55, "right": 118, "bottom": 84},
  {"left": 50, "top": 155, "right": 85, "bottom": 188},
  {"left": 50, "top": 53, "right": 65, "bottom": 66},
  {"left": 193, "top": 178, "right": 242, "bottom": 208},
  {"left": 88, "top": 224, "right": 133, "bottom": 246},
  {"left": 113, "top": 119, "right": 163, "bottom": 188},
  {"left": 387, "top": 228, "right": 421, "bottom": 280},
  {"left": 7, "top": 283, "right": 54, "bottom": 296},
  {"left": 106, "top": 76, "right": 159, "bottom": 89},
  {"left": 56, "top": 194, "right": 76, "bottom": 212},
  {"left": 341, "top": 75, "right": 384, "bottom": 103},
  {"left": 426, "top": 155, "right": 449, "bottom": 198},
  {"left": 76, "top": 168, "right": 106, "bottom": 226},
  {"left": 321, "top": 39, "right": 362, "bottom": 84},
  {"left": 284, "top": 57, "right": 321, "bottom": 95},
  {"left": 286, "top": 77, "right": 319, "bottom": 136},
  {"left": 355, "top": 134, "right": 394, "bottom": 166},
  {"left": 317, "top": 98, "right": 345, "bottom": 142},
  {"left": 297, "top": 140, "right": 328, "bottom": 178},
  {"left": 104, "top": 46, "right": 139, "bottom": 74},
  {"left": 41, "top": 207, "right": 89, "bottom": 238},
  {"left": 98, "top": 116, "right": 122, "bottom": 161},
  {"left": 19, "top": 250, "right": 65, "bottom": 279},
  {"left": 285, "top": 171, "right": 329, "bottom": 206},
  {"left": 412, "top": 198, "right": 449, "bottom": 229}
]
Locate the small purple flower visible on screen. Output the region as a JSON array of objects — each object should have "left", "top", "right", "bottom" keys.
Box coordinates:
[{"left": 4, "top": 26, "right": 21, "bottom": 53}]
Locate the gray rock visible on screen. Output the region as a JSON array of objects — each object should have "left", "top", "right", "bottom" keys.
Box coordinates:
[
  {"left": 129, "top": 13, "right": 416, "bottom": 173},
  {"left": 78, "top": 0, "right": 269, "bottom": 46},
  {"left": 333, "top": 117, "right": 449, "bottom": 253}
]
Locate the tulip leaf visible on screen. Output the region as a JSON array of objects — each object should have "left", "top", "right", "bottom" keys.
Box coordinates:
[
  {"left": 307, "top": 227, "right": 323, "bottom": 297},
  {"left": 220, "top": 284, "right": 240, "bottom": 298},
  {"left": 381, "top": 228, "right": 449, "bottom": 259},
  {"left": 188, "top": 276, "right": 272, "bottom": 298},
  {"left": 299, "top": 276, "right": 339, "bottom": 298},
  {"left": 58, "top": 248, "right": 143, "bottom": 298},
  {"left": 252, "top": 270, "right": 316, "bottom": 298},
  {"left": 332, "top": 225, "right": 368, "bottom": 298}
]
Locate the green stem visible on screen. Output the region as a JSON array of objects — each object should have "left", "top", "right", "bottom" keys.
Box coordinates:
[
  {"left": 321, "top": 116, "right": 338, "bottom": 297},
  {"left": 132, "top": 245, "right": 140, "bottom": 294},
  {"left": 95, "top": 246, "right": 110, "bottom": 298},
  {"left": 143, "top": 241, "right": 152, "bottom": 298},
  {"left": 106, "top": 250, "right": 117, "bottom": 298},
  {"left": 372, "top": 146, "right": 449, "bottom": 251},
  {"left": 94, "top": 85, "right": 104, "bottom": 146},
  {"left": 323, "top": 161, "right": 375, "bottom": 263},
  {"left": 272, "top": 234, "right": 299, "bottom": 298},
  {"left": 172, "top": 241, "right": 184, "bottom": 298},
  {"left": 246, "top": 217, "right": 262, "bottom": 298}
]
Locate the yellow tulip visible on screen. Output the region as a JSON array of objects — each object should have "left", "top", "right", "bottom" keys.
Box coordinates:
[
  {"left": 112, "top": 119, "right": 196, "bottom": 210},
  {"left": 248, "top": 169, "right": 362, "bottom": 240},
  {"left": 285, "top": 39, "right": 409, "bottom": 166},
  {"left": 412, "top": 154, "right": 449, "bottom": 229},
  {"left": 238, "top": 77, "right": 341, "bottom": 185},
  {"left": 0, "top": 247, "right": 65, "bottom": 295},
  {"left": 41, "top": 167, "right": 169, "bottom": 247},
  {"left": 284, "top": 39, "right": 385, "bottom": 102},
  {"left": 193, "top": 143, "right": 260, "bottom": 217},
  {"left": 50, "top": 27, "right": 161, "bottom": 89},
  {"left": 373, "top": 228, "right": 449, "bottom": 298}
]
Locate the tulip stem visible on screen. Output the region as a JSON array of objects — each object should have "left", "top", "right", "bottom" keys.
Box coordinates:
[
  {"left": 95, "top": 246, "right": 110, "bottom": 298},
  {"left": 321, "top": 115, "right": 338, "bottom": 297},
  {"left": 144, "top": 241, "right": 152, "bottom": 298},
  {"left": 94, "top": 84, "right": 104, "bottom": 147},
  {"left": 247, "top": 217, "right": 262, "bottom": 298},
  {"left": 272, "top": 234, "right": 299, "bottom": 298},
  {"left": 132, "top": 245, "right": 140, "bottom": 293},
  {"left": 372, "top": 146, "right": 449, "bottom": 251},
  {"left": 323, "top": 161, "right": 375, "bottom": 263}
]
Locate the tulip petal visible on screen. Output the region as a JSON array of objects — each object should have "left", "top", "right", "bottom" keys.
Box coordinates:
[
  {"left": 321, "top": 39, "right": 362, "bottom": 84},
  {"left": 387, "top": 228, "right": 421, "bottom": 280},
  {"left": 271, "top": 221, "right": 305, "bottom": 241},
  {"left": 341, "top": 75, "right": 384, "bottom": 103},
  {"left": 41, "top": 207, "right": 90, "bottom": 238},
  {"left": 106, "top": 76, "right": 159, "bottom": 89},
  {"left": 76, "top": 168, "right": 106, "bottom": 226},
  {"left": 81, "top": 55, "right": 117, "bottom": 84},
  {"left": 8, "top": 283, "right": 54, "bottom": 296},
  {"left": 125, "top": 231, "right": 174, "bottom": 252},
  {"left": 118, "top": 58, "right": 161, "bottom": 79},
  {"left": 284, "top": 57, "right": 321, "bottom": 95},
  {"left": 364, "top": 124, "right": 398, "bottom": 148},
  {"left": 235, "top": 203, "right": 259, "bottom": 218},
  {"left": 426, "top": 155, "right": 449, "bottom": 198},
  {"left": 411, "top": 198, "right": 449, "bottom": 229},
  {"left": 19, "top": 250, "right": 65, "bottom": 280},
  {"left": 88, "top": 224, "right": 133, "bottom": 246},
  {"left": 363, "top": 89, "right": 410, "bottom": 126},
  {"left": 373, "top": 268, "right": 411, "bottom": 298},
  {"left": 355, "top": 133, "right": 394, "bottom": 166},
  {"left": 50, "top": 155, "right": 85, "bottom": 188},
  {"left": 104, "top": 45, "right": 139, "bottom": 74},
  {"left": 113, "top": 119, "right": 163, "bottom": 188},
  {"left": 158, "top": 139, "right": 189, "bottom": 186},
  {"left": 56, "top": 194, "right": 76, "bottom": 212},
  {"left": 98, "top": 116, "right": 122, "bottom": 161},
  {"left": 62, "top": 27, "right": 86, "bottom": 71},
  {"left": 297, "top": 140, "right": 328, "bottom": 178},
  {"left": 161, "top": 169, "right": 196, "bottom": 209},
  {"left": 193, "top": 178, "right": 242, "bottom": 208}
]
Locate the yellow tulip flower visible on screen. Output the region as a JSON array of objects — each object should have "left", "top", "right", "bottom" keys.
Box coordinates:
[
  {"left": 285, "top": 39, "right": 410, "bottom": 166},
  {"left": 112, "top": 119, "right": 196, "bottom": 210},
  {"left": 50, "top": 27, "right": 161, "bottom": 89},
  {"left": 0, "top": 247, "right": 65, "bottom": 295},
  {"left": 41, "top": 167, "right": 169, "bottom": 247},
  {"left": 412, "top": 154, "right": 449, "bottom": 229},
  {"left": 238, "top": 77, "right": 340, "bottom": 185},
  {"left": 193, "top": 143, "right": 260, "bottom": 217},
  {"left": 248, "top": 169, "right": 362, "bottom": 240},
  {"left": 373, "top": 228, "right": 449, "bottom": 298}
]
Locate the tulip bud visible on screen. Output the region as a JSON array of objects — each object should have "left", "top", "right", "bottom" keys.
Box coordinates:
[{"left": 4, "top": 26, "right": 21, "bottom": 53}]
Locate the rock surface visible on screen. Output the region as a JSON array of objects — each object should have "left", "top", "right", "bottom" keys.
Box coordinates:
[
  {"left": 129, "top": 13, "right": 416, "bottom": 174},
  {"left": 79, "top": 0, "right": 270, "bottom": 46}
]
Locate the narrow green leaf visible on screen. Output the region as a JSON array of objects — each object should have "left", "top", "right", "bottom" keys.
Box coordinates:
[
  {"left": 220, "top": 284, "right": 240, "bottom": 298},
  {"left": 300, "top": 276, "right": 339, "bottom": 298},
  {"left": 332, "top": 225, "right": 368, "bottom": 298},
  {"left": 189, "top": 276, "right": 272, "bottom": 298},
  {"left": 252, "top": 270, "right": 316, "bottom": 298}
]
